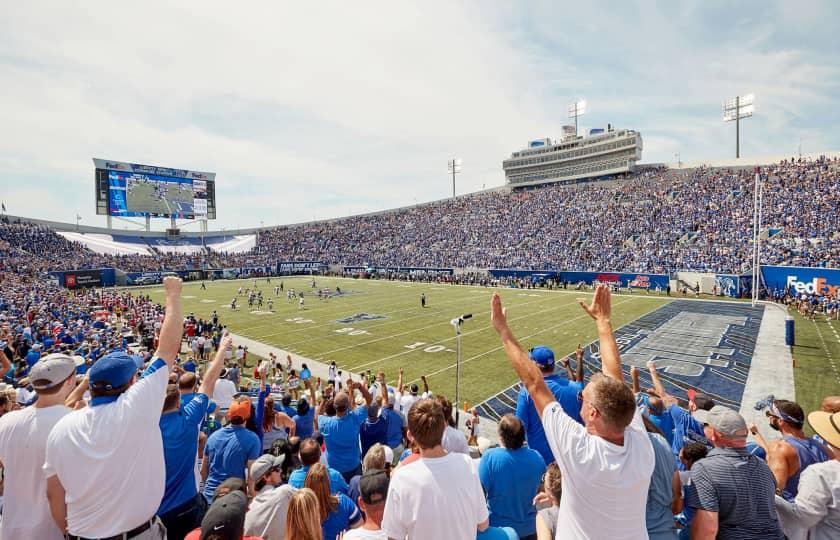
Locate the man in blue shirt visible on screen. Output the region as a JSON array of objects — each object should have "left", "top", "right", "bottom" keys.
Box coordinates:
[
  {"left": 515, "top": 346, "right": 583, "bottom": 464},
  {"left": 318, "top": 382, "right": 373, "bottom": 482},
  {"left": 201, "top": 397, "right": 261, "bottom": 501},
  {"left": 479, "top": 415, "right": 546, "bottom": 539},
  {"left": 294, "top": 380, "right": 317, "bottom": 440},
  {"left": 288, "top": 437, "right": 350, "bottom": 494},
  {"left": 157, "top": 335, "right": 231, "bottom": 538}
]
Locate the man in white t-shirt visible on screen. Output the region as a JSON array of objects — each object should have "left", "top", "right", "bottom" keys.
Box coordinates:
[
  {"left": 490, "top": 285, "right": 654, "bottom": 540},
  {"left": 244, "top": 454, "right": 295, "bottom": 540},
  {"left": 381, "top": 398, "right": 489, "bottom": 539},
  {"left": 0, "top": 353, "right": 80, "bottom": 540},
  {"left": 44, "top": 276, "right": 185, "bottom": 540},
  {"left": 345, "top": 469, "right": 390, "bottom": 539},
  {"left": 213, "top": 369, "right": 238, "bottom": 411},
  {"left": 396, "top": 370, "right": 429, "bottom": 419}
]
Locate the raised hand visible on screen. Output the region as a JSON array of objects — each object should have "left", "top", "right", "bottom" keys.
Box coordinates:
[
  {"left": 575, "top": 344, "right": 584, "bottom": 359},
  {"left": 219, "top": 335, "right": 233, "bottom": 353},
  {"left": 490, "top": 293, "right": 509, "bottom": 335},
  {"left": 162, "top": 275, "right": 183, "bottom": 297},
  {"left": 580, "top": 284, "right": 611, "bottom": 323}
]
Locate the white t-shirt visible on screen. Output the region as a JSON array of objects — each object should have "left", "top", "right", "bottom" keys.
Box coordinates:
[
  {"left": 541, "top": 401, "right": 654, "bottom": 540},
  {"left": 43, "top": 358, "right": 170, "bottom": 538},
  {"left": 213, "top": 378, "right": 238, "bottom": 409},
  {"left": 244, "top": 484, "right": 295, "bottom": 540},
  {"left": 342, "top": 527, "right": 388, "bottom": 539},
  {"left": 442, "top": 425, "right": 470, "bottom": 455},
  {"left": 382, "top": 452, "right": 488, "bottom": 540},
  {"left": 0, "top": 404, "right": 71, "bottom": 540}
]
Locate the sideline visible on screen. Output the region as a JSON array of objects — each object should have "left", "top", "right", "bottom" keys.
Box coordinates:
[{"left": 740, "top": 301, "right": 794, "bottom": 444}]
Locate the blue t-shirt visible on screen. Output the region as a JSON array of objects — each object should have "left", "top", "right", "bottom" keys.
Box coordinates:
[
  {"left": 318, "top": 408, "right": 367, "bottom": 473},
  {"left": 25, "top": 350, "right": 40, "bottom": 368},
  {"left": 668, "top": 404, "right": 710, "bottom": 467},
  {"left": 636, "top": 394, "right": 675, "bottom": 446},
  {"left": 645, "top": 433, "right": 678, "bottom": 539},
  {"left": 516, "top": 374, "right": 582, "bottom": 464},
  {"left": 479, "top": 447, "right": 546, "bottom": 537},
  {"left": 202, "top": 425, "right": 261, "bottom": 500},
  {"left": 182, "top": 360, "right": 197, "bottom": 373},
  {"left": 294, "top": 407, "right": 316, "bottom": 439},
  {"left": 300, "top": 367, "right": 312, "bottom": 381},
  {"left": 288, "top": 464, "right": 349, "bottom": 495},
  {"left": 321, "top": 492, "right": 361, "bottom": 540},
  {"left": 381, "top": 407, "right": 404, "bottom": 448},
  {"left": 158, "top": 393, "right": 210, "bottom": 514},
  {"left": 477, "top": 527, "right": 519, "bottom": 540},
  {"left": 181, "top": 392, "right": 217, "bottom": 415},
  {"left": 360, "top": 416, "right": 389, "bottom": 458}
]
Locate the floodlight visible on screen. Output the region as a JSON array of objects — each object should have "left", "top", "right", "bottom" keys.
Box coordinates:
[{"left": 722, "top": 93, "right": 755, "bottom": 158}]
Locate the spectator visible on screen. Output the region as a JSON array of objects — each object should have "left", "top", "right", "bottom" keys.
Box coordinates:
[
  {"left": 244, "top": 454, "right": 295, "bottom": 540},
  {"left": 305, "top": 462, "right": 362, "bottom": 540},
  {"left": 675, "top": 441, "right": 708, "bottom": 539},
  {"left": 687, "top": 405, "right": 785, "bottom": 539},
  {"left": 213, "top": 368, "right": 239, "bottom": 421},
  {"left": 184, "top": 490, "right": 262, "bottom": 540},
  {"left": 343, "top": 469, "right": 390, "bottom": 540},
  {"left": 262, "top": 395, "right": 296, "bottom": 454},
  {"left": 479, "top": 414, "right": 545, "bottom": 539},
  {"left": 157, "top": 335, "right": 231, "bottom": 539},
  {"left": 534, "top": 463, "right": 562, "bottom": 540},
  {"left": 438, "top": 395, "right": 471, "bottom": 455},
  {"left": 43, "top": 276, "right": 183, "bottom": 540},
  {"left": 360, "top": 401, "right": 388, "bottom": 458},
  {"left": 774, "top": 408, "right": 840, "bottom": 540},
  {"left": 285, "top": 488, "right": 323, "bottom": 540},
  {"left": 202, "top": 397, "right": 262, "bottom": 501},
  {"left": 643, "top": 423, "right": 681, "bottom": 540},
  {"left": 490, "top": 285, "right": 654, "bottom": 538},
  {"left": 0, "top": 353, "right": 80, "bottom": 539},
  {"left": 515, "top": 345, "right": 583, "bottom": 465},
  {"left": 294, "top": 379, "right": 317, "bottom": 440},
  {"left": 381, "top": 398, "right": 489, "bottom": 539},
  {"left": 762, "top": 399, "right": 829, "bottom": 500},
  {"left": 348, "top": 443, "right": 392, "bottom": 506},
  {"left": 318, "top": 383, "right": 373, "bottom": 482},
  {"left": 288, "top": 437, "right": 350, "bottom": 495}
]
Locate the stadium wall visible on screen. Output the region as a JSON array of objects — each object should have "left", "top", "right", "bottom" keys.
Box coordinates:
[{"left": 761, "top": 265, "right": 840, "bottom": 296}]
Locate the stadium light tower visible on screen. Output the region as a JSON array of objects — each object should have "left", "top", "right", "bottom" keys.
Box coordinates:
[
  {"left": 567, "top": 99, "right": 587, "bottom": 136},
  {"left": 447, "top": 158, "right": 462, "bottom": 198},
  {"left": 722, "top": 94, "right": 754, "bottom": 158}
]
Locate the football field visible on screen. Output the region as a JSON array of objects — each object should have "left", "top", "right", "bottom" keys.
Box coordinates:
[{"left": 140, "top": 277, "right": 671, "bottom": 406}]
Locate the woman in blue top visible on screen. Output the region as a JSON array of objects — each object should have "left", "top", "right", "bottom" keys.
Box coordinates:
[{"left": 305, "top": 462, "right": 362, "bottom": 540}]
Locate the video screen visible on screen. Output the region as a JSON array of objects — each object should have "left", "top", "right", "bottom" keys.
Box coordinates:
[{"left": 109, "top": 171, "right": 197, "bottom": 218}]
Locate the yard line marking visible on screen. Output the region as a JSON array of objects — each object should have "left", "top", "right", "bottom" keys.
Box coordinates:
[{"left": 344, "top": 297, "right": 626, "bottom": 372}]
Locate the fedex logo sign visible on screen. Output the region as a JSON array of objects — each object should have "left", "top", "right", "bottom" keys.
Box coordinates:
[{"left": 786, "top": 275, "right": 839, "bottom": 296}]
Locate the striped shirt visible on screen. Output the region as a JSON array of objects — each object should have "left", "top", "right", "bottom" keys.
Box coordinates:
[{"left": 686, "top": 447, "right": 785, "bottom": 539}]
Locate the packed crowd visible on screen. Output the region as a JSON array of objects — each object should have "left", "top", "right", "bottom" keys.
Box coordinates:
[
  {"left": 3, "top": 157, "right": 839, "bottom": 277},
  {"left": 0, "top": 275, "right": 837, "bottom": 540}
]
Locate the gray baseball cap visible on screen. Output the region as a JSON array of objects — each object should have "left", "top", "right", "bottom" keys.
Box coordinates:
[
  {"left": 29, "top": 353, "right": 77, "bottom": 390},
  {"left": 249, "top": 454, "right": 285, "bottom": 480},
  {"left": 693, "top": 406, "right": 748, "bottom": 439}
]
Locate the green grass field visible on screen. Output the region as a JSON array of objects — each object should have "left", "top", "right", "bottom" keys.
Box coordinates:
[
  {"left": 136, "top": 277, "right": 840, "bottom": 413},
  {"left": 791, "top": 312, "right": 840, "bottom": 427},
  {"left": 140, "top": 277, "right": 670, "bottom": 406}
]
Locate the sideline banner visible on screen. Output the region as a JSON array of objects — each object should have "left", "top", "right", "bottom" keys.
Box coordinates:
[
  {"left": 278, "top": 261, "right": 324, "bottom": 274},
  {"left": 761, "top": 265, "right": 840, "bottom": 296},
  {"left": 488, "top": 269, "right": 668, "bottom": 289},
  {"left": 343, "top": 266, "right": 454, "bottom": 276}
]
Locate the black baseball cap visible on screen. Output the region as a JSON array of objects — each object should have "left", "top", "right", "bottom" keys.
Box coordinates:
[
  {"left": 201, "top": 490, "right": 247, "bottom": 540},
  {"left": 359, "top": 469, "right": 389, "bottom": 505}
]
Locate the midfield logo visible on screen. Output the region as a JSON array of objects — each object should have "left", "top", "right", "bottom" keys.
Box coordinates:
[{"left": 336, "top": 313, "right": 387, "bottom": 324}]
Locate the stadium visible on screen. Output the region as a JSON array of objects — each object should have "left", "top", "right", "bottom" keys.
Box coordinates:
[{"left": 1, "top": 4, "right": 839, "bottom": 540}]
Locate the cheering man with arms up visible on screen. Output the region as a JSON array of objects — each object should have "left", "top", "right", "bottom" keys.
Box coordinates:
[
  {"left": 45, "top": 276, "right": 185, "bottom": 540},
  {"left": 491, "top": 285, "right": 654, "bottom": 540}
]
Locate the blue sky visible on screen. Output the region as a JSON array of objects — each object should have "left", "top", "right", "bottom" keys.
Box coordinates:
[{"left": 0, "top": 1, "right": 837, "bottom": 230}]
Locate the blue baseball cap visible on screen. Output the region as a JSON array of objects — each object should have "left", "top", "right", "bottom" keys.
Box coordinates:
[
  {"left": 89, "top": 352, "right": 137, "bottom": 390},
  {"left": 529, "top": 346, "right": 555, "bottom": 368}
]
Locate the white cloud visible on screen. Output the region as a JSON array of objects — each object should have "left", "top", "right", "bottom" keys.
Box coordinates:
[{"left": 0, "top": 1, "right": 837, "bottom": 229}]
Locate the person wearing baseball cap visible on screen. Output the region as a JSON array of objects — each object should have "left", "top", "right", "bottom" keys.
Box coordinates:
[
  {"left": 44, "top": 276, "right": 185, "bottom": 540},
  {"left": 774, "top": 408, "right": 840, "bottom": 540},
  {"left": 686, "top": 406, "right": 785, "bottom": 539},
  {"left": 514, "top": 345, "right": 584, "bottom": 465},
  {"left": 183, "top": 490, "right": 262, "bottom": 540},
  {"left": 202, "top": 396, "right": 261, "bottom": 502},
  {"left": 244, "top": 454, "right": 295, "bottom": 540},
  {"left": 0, "top": 353, "right": 78, "bottom": 539},
  {"left": 343, "top": 469, "right": 390, "bottom": 539}
]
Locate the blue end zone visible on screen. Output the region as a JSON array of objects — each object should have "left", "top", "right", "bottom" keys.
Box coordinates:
[{"left": 476, "top": 300, "right": 765, "bottom": 421}]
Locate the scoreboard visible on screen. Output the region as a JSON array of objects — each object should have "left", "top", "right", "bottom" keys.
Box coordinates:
[{"left": 94, "top": 158, "right": 216, "bottom": 219}]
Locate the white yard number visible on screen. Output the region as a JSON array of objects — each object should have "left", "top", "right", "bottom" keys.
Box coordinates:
[
  {"left": 286, "top": 317, "right": 313, "bottom": 324},
  {"left": 404, "top": 342, "right": 454, "bottom": 353},
  {"left": 335, "top": 327, "right": 369, "bottom": 336}
]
